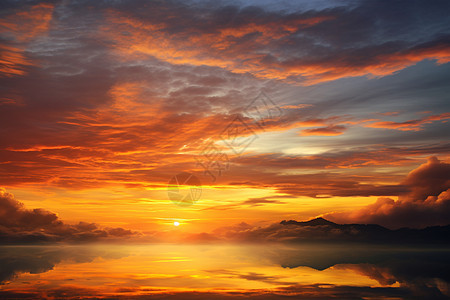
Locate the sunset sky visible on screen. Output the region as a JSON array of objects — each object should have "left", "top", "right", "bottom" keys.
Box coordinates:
[{"left": 1, "top": 0, "right": 450, "bottom": 241}]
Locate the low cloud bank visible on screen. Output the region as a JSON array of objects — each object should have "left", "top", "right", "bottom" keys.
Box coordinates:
[{"left": 0, "top": 189, "right": 139, "bottom": 243}]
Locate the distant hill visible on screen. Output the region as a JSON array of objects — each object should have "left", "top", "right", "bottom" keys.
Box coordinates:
[
  {"left": 279, "top": 217, "right": 450, "bottom": 245},
  {"left": 281, "top": 217, "right": 337, "bottom": 227}
]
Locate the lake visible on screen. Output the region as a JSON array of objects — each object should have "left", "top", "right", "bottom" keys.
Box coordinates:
[{"left": 0, "top": 243, "right": 449, "bottom": 299}]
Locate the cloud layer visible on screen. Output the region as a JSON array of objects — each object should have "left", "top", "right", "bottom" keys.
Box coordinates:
[
  {"left": 97, "top": 0, "right": 450, "bottom": 84},
  {"left": 0, "top": 189, "right": 138, "bottom": 243}
]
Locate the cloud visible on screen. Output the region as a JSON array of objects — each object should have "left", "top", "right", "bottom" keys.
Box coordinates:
[
  {"left": 366, "top": 112, "right": 450, "bottom": 131},
  {"left": 224, "top": 155, "right": 450, "bottom": 201},
  {"left": 300, "top": 125, "right": 346, "bottom": 136},
  {"left": 224, "top": 162, "right": 409, "bottom": 198},
  {"left": 203, "top": 195, "right": 289, "bottom": 211},
  {"left": 96, "top": 0, "right": 450, "bottom": 84},
  {"left": 0, "top": 188, "right": 139, "bottom": 243},
  {"left": 242, "top": 196, "right": 288, "bottom": 206},
  {"left": 204, "top": 269, "right": 292, "bottom": 285},
  {"left": 0, "top": 2, "right": 54, "bottom": 77},
  {"left": 206, "top": 218, "right": 373, "bottom": 243},
  {"left": 326, "top": 157, "right": 450, "bottom": 228},
  {"left": 0, "top": 3, "right": 53, "bottom": 43},
  {"left": 0, "top": 0, "right": 448, "bottom": 194},
  {"left": 233, "top": 143, "right": 450, "bottom": 170},
  {"left": 280, "top": 104, "right": 312, "bottom": 109},
  {"left": 401, "top": 156, "right": 450, "bottom": 200},
  {"left": 0, "top": 44, "right": 34, "bottom": 77}
]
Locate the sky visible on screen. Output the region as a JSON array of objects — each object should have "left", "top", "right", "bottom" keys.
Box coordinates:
[{"left": 0, "top": 0, "right": 450, "bottom": 242}]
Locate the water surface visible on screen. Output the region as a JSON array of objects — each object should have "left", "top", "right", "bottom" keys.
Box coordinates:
[{"left": 0, "top": 244, "right": 449, "bottom": 299}]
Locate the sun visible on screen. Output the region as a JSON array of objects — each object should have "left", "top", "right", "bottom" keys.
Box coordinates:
[{"left": 173, "top": 221, "right": 180, "bottom": 227}]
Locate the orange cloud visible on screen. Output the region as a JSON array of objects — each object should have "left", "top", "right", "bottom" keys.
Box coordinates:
[
  {"left": 98, "top": 7, "right": 450, "bottom": 85},
  {"left": 99, "top": 11, "right": 341, "bottom": 83},
  {"left": 0, "top": 3, "right": 54, "bottom": 77},
  {"left": 366, "top": 112, "right": 450, "bottom": 131},
  {"left": 289, "top": 42, "right": 450, "bottom": 85},
  {"left": 280, "top": 104, "right": 312, "bottom": 109},
  {"left": 300, "top": 125, "right": 346, "bottom": 136},
  {"left": 0, "top": 3, "right": 53, "bottom": 42},
  {"left": 378, "top": 111, "right": 401, "bottom": 116},
  {"left": 0, "top": 45, "right": 33, "bottom": 77}
]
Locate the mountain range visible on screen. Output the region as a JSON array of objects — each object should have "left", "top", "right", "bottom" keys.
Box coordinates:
[{"left": 279, "top": 217, "right": 450, "bottom": 244}]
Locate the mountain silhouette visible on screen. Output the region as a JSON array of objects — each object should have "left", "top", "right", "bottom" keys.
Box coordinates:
[
  {"left": 279, "top": 217, "right": 450, "bottom": 245},
  {"left": 281, "top": 217, "right": 338, "bottom": 227}
]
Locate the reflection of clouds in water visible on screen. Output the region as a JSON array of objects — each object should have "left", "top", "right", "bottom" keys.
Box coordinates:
[
  {"left": 337, "top": 263, "right": 450, "bottom": 298},
  {"left": 334, "top": 252, "right": 450, "bottom": 299},
  {"left": 204, "top": 269, "right": 294, "bottom": 286},
  {"left": 0, "top": 282, "right": 433, "bottom": 299},
  {"left": 0, "top": 245, "right": 129, "bottom": 284},
  {"left": 0, "top": 244, "right": 449, "bottom": 299},
  {"left": 263, "top": 244, "right": 450, "bottom": 298}
]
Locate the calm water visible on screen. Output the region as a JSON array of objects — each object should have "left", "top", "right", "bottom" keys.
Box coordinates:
[{"left": 0, "top": 243, "right": 449, "bottom": 299}]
